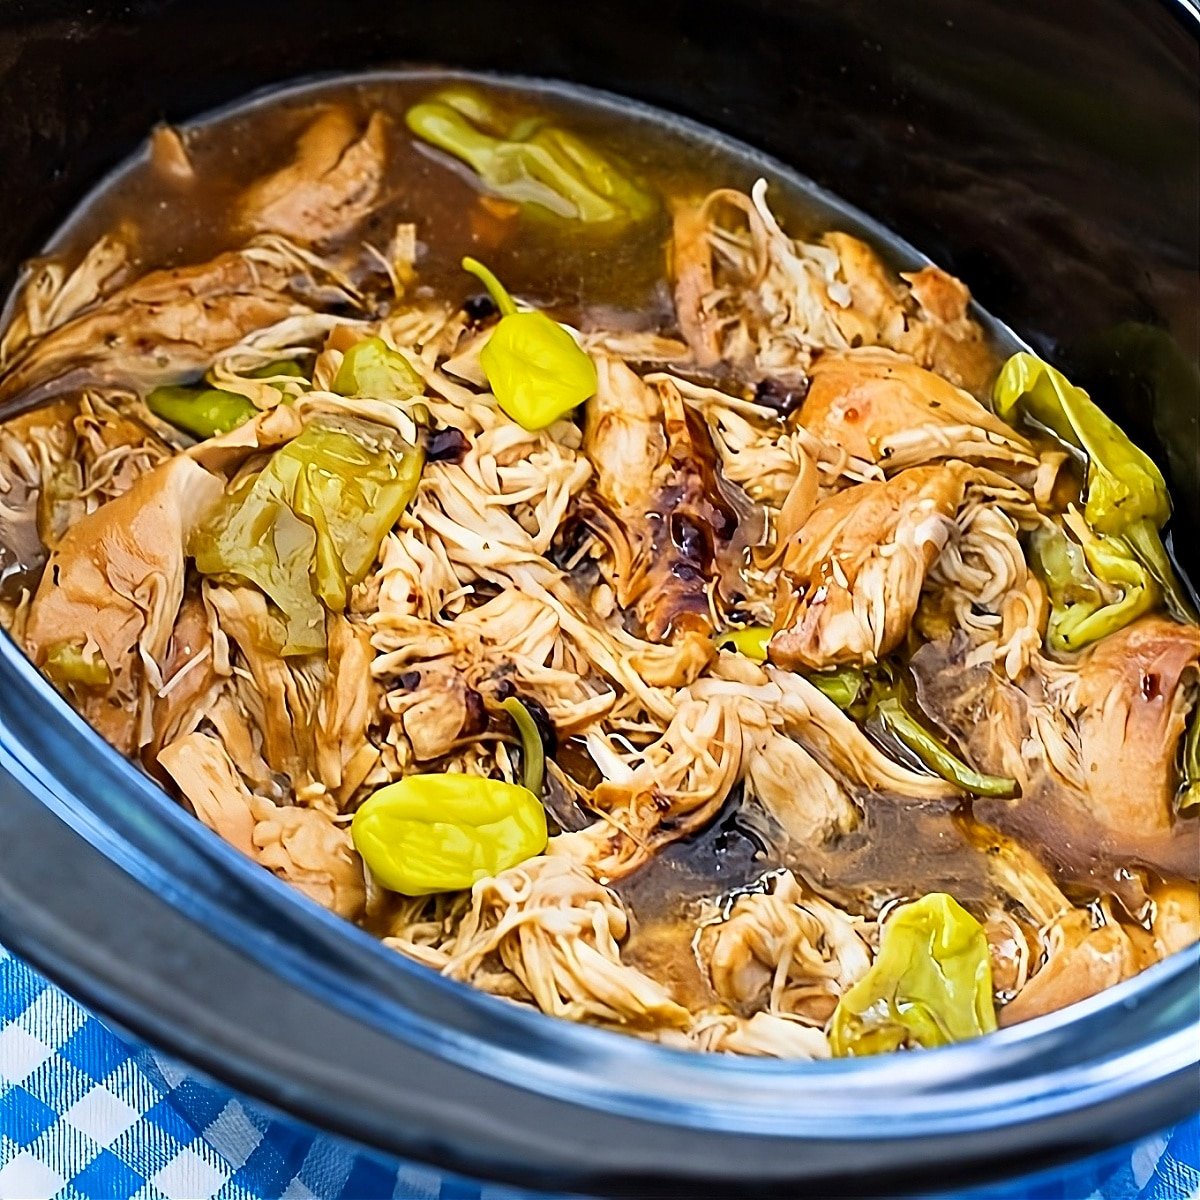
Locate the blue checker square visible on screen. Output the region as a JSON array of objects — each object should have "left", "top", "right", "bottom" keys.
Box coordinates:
[
  {"left": 1, "top": 1085, "right": 59, "bottom": 1147},
  {"left": 66, "top": 1146, "right": 149, "bottom": 1200},
  {"left": 57, "top": 1021, "right": 133, "bottom": 1083},
  {"left": 0, "top": 956, "right": 41, "bottom": 1024}
]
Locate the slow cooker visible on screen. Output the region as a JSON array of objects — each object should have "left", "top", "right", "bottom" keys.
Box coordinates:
[{"left": 0, "top": 1, "right": 1196, "bottom": 1196}]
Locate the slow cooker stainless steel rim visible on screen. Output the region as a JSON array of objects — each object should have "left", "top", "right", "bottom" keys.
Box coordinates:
[{"left": 0, "top": 629, "right": 1196, "bottom": 1198}]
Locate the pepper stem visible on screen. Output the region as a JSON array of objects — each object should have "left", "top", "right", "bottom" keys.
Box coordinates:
[
  {"left": 462, "top": 256, "right": 518, "bottom": 317},
  {"left": 501, "top": 697, "right": 545, "bottom": 796}
]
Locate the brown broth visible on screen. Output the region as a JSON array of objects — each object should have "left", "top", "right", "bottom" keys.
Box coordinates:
[{"left": 42, "top": 71, "right": 992, "bottom": 340}]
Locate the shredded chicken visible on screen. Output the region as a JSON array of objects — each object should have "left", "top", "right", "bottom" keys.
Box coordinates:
[
  {"left": 0, "top": 240, "right": 343, "bottom": 412},
  {"left": 2, "top": 109, "right": 1195, "bottom": 1064},
  {"left": 700, "top": 871, "right": 872, "bottom": 1024}
]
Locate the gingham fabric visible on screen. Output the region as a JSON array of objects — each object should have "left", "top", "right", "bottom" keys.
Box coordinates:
[{"left": 1, "top": 943, "right": 1196, "bottom": 1200}]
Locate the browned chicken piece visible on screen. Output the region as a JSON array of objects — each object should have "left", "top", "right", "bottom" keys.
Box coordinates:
[
  {"left": 147, "top": 589, "right": 221, "bottom": 758},
  {"left": 824, "top": 235, "right": 995, "bottom": 395},
  {"left": 24, "top": 456, "right": 224, "bottom": 753},
  {"left": 912, "top": 616, "right": 1200, "bottom": 889},
  {"left": 770, "top": 463, "right": 970, "bottom": 671},
  {"left": 999, "top": 916, "right": 1142, "bottom": 1026},
  {"left": 582, "top": 356, "right": 750, "bottom": 645},
  {"left": 238, "top": 109, "right": 389, "bottom": 245},
  {"left": 1150, "top": 881, "right": 1200, "bottom": 957},
  {"left": 798, "top": 349, "right": 1035, "bottom": 473},
  {"left": 392, "top": 669, "right": 482, "bottom": 762},
  {"left": 669, "top": 200, "right": 723, "bottom": 367},
  {"left": 0, "top": 249, "right": 309, "bottom": 412}
]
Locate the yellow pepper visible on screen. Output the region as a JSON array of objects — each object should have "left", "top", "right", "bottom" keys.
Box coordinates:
[
  {"left": 406, "top": 87, "right": 656, "bottom": 225},
  {"left": 714, "top": 626, "right": 771, "bottom": 662},
  {"left": 332, "top": 337, "right": 423, "bottom": 400},
  {"left": 462, "top": 257, "right": 597, "bottom": 431},
  {"left": 1029, "top": 511, "right": 1157, "bottom": 652},
  {"left": 831, "top": 893, "right": 997, "bottom": 1056},
  {"left": 351, "top": 773, "right": 548, "bottom": 895},
  {"left": 191, "top": 415, "right": 424, "bottom": 653},
  {"left": 43, "top": 640, "right": 112, "bottom": 689},
  {"left": 994, "top": 353, "right": 1193, "bottom": 622}
]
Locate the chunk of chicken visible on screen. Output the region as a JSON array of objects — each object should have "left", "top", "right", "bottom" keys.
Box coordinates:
[
  {"left": 999, "top": 917, "right": 1141, "bottom": 1026},
  {"left": 238, "top": 109, "right": 389, "bottom": 245},
  {"left": 744, "top": 729, "right": 859, "bottom": 844},
  {"left": 1150, "top": 881, "right": 1200, "bottom": 958},
  {"left": 207, "top": 585, "right": 376, "bottom": 796},
  {"left": 389, "top": 855, "right": 690, "bottom": 1030},
  {"left": 583, "top": 356, "right": 750, "bottom": 644},
  {"left": 798, "top": 350, "right": 1034, "bottom": 473},
  {"left": 670, "top": 182, "right": 993, "bottom": 391},
  {"left": 912, "top": 617, "right": 1200, "bottom": 887},
  {"left": 24, "top": 456, "right": 223, "bottom": 752},
  {"left": 700, "top": 870, "right": 871, "bottom": 1023},
  {"left": 824, "top": 235, "right": 995, "bottom": 394},
  {"left": 771, "top": 463, "right": 970, "bottom": 670},
  {"left": 679, "top": 1011, "right": 832, "bottom": 1058},
  {"left": 148, "top": 590, "right": 221, "bottom": 757},
  {"left": 557, "top": 691, "right": 767, "bottom": 881},
  {"left": 0, "top": 246, "right": 314, "bottom": 412},
  {"left": 159, "top": 731, "right": 365, "bottom": 919}
]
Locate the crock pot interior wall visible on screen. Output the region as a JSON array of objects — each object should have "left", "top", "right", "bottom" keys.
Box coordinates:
[{"left": 1, "top": 0, "right": 1197, "bottom": 532}]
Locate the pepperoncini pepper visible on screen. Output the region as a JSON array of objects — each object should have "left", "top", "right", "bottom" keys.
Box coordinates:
[
  {"left": 819, "top": 664, "right": 1016, "bottom": 798},
  {"left": 461, "top": 257, "right": 597, "bottom": 431},
  {"left": 43, "top": 640, "right": 112, "bottom": 690},
  {"left": 332, "top": 337, "right": 424, "bottom": 400},
  {"left": 804, "top": 665, "right": 865, "bottom": 709},
  {"left": 191, "top": 415, "right": 424, "bottom": 654},
  {"left": 714, "top": 626, "right": 772, "bottom": 662},
  {"left": 351, "top": 773, "right": 548, "bottom": 895},
  {"left": 994, "top": 352, "right": 1194, "bottom": 622},
  {"left": 501, "top": 696, "right": 545, "bottom": 796},
  {"left": 830, "top": 892, "right": 997, "bottom": 1056},
  {"left": 406, "top": 87, "right": 656, "bottom": 225},
  {"left": 1029, "top": 511, "right": 1157, "bottom": 652},
  {"left": 146, "top": 385, "right": 259, "bottom": 439}
]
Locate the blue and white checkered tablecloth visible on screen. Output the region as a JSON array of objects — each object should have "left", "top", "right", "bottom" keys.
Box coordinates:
[{"left": 1, "top": 942, "right": 1197, "bottom": 1200}]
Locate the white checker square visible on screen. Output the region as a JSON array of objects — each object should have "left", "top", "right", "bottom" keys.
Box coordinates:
[
  {"left": 150, "top": 1144, "right": 228, "bottom": 1200},
  {"left": 62, "top": 1083, "right": 142, "bottom": 1144},
  {"left": 0, "top": 1026, "right": 54, "bottom": 1084},
  {"left": 0, "top": 1150, "right": 65, "bottom": 1200},
  {"left": 204, "top": 1101, "right": 262, "bottom": 1171}
]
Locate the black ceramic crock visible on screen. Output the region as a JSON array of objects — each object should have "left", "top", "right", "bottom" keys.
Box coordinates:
[{"left": 0, "top": 2, "right": 1197, "bottom": 1197}]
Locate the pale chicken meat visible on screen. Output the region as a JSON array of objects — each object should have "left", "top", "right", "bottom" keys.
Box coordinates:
[
  {"left": 24, "top": 456, "right": 223, "bottom": 752},
  {"left": 770, "top": 463, "right": 970, "bottom": 670}
]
